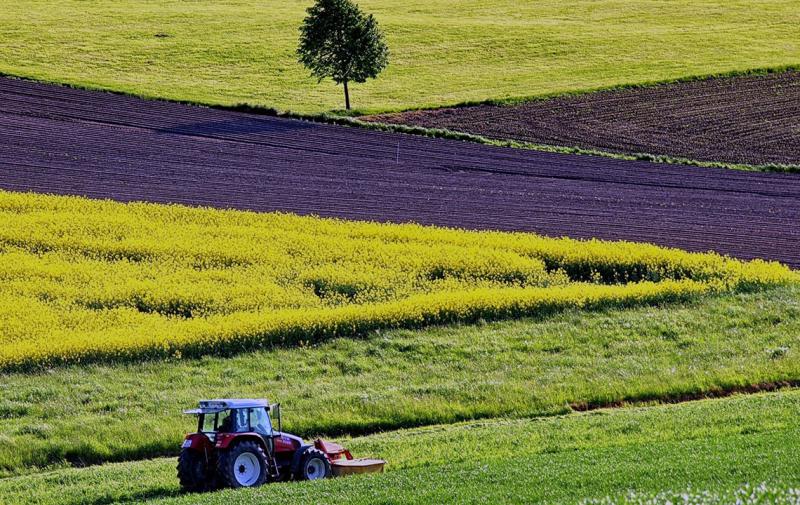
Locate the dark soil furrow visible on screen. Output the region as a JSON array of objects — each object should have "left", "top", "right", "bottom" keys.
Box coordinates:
[
  {"left": 369, "top": 71, "right": 800, "bottom": 166},
  {"left": 0, "top": 77, "right": 798, "bottom": 267}
]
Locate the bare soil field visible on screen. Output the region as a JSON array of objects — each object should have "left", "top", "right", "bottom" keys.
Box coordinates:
[
  {"left": 368, "top": 71, "right": 800, "bottom": 167},
  {"left": 1, "top": 77, "right": 799, "bottom": 267}
]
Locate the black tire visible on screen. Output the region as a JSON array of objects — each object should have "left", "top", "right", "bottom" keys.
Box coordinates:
[
  {"left": 177, "top": 448, "right": 215, "bottom": 492},
  {"left": 216, "top": 440, "right": 269, "bottom": 489},
  {"left": 297, "top": 448, "right": 331, "bottom": 481}
]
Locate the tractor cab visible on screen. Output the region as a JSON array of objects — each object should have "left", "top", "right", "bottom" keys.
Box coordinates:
[{"left": 185, "top": 399, "right": 282, "bottom": 443}]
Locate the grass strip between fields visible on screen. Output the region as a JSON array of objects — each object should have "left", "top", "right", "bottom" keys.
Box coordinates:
[
  {"left": 4, "top": 65, "right": 800, "bottom": 173},
  {"left": 346, "top": 116, "right": 800, "bottom": 174},
  {"left": 1, "top": 390, "right": 798, "bottom": 505},
  {"left": 362, "top": 67, "right": 800, "bottom": 170},
  {"left": 1, "top": 284, "right": 798, "bottom": 478}
]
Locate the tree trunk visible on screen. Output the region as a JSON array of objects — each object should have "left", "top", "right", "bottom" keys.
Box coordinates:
[{"left": 343, "top": 80, "right": 350, "bottom": 110}]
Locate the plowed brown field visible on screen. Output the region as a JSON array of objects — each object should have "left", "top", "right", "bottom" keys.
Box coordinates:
[
  {"left": 1, "top": 77, "right": 799, "bottom": 267},
  {"left": 369, "top": 71, "right": 800, "bottom": 167}
]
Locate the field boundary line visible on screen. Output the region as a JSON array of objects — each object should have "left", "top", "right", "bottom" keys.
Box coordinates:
[
  {"left": 10, "top": 64, "right": 792, "bottom": 116},
  {"left": 569, "top": 379, "right": 800, "bottom": 412},
  {"left": 300, "top": 115, "right": 800, "bottom": 174},
  {"left": 2, "top": 65, "right": 800, "bottom": 173},
  {"left": 352, "top": 64, "right": 800, "bottom": 113},
  {"left": 1, "top": 383, "right": 797, "bottom": 479}
]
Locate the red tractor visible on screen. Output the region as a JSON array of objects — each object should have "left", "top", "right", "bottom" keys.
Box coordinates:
[{"left": 178, "top": 399, "right": 384, "bottom": 491}]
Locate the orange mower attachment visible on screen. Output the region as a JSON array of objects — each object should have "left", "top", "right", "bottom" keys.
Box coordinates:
[{"left": 314, "top": 439, "right": 386, "bottom": 477}]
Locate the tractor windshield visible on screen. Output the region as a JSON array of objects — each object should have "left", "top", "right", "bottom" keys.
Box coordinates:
[
  {"left": 248, "top": 407, "right": 272, "bottom": 436},
  {"left": 227, "top": 407, "right": 273, "bottom": 435}
]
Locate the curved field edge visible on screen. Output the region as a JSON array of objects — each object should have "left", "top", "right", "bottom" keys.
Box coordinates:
[
  {"left": 359, "top": 65, "right": 800, "bottom": 113},
  {"left": 362, "top": 68, "right": 800, "bottom": 171},
  {"left": 3, "top": 63, "right": 798, "bottom": 116},
  {"left": 1, "top": 0, "right": 799, "bottom": 114},
  {"left": 349, "top": 117, "right": 800, "bottom": 174},
  {"left": 1, "top": 190, "right": 794, "bottom": 371},
  {"left": 1, "top": 390, "right": 798, "bottom": 505},
  {"left": 1, "top": 284, "right": 798, "bottom": 477},
  {"left": 4, "top": 65, "right": 800, "bottom": 173},
  {"left": 0, "top": 280, "right": 710, "bottom": 371}
]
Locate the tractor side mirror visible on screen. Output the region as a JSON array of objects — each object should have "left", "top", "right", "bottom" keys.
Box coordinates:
[{"left": 271, "top": 403, "right": 282, "bottom": 433}]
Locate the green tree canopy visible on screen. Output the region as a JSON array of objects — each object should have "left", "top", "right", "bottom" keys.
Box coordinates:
[{"left": 298, "top": 0, "right": 389, "bottom": 110}]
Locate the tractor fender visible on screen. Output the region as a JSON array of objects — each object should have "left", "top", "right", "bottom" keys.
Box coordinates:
[
  {"left": 182, "top": 432, "right": 213, "bottom": 451},
  {"left": 290, "top": 444, "right": 313, "bottom": 476}
]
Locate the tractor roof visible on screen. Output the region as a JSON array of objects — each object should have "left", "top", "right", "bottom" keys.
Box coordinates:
[{"left": 183, "top": 399, "right": 270, "bottom": 415}]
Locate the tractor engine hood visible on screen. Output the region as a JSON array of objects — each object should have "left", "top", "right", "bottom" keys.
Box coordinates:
[{"left": 276, "top": 432, "right": 304, "bottom": 445}]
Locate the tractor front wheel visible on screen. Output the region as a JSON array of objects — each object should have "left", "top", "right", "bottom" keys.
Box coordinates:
[
  {"left": 177, "top": 448, "right": 216, "bottom": 492},
  {"left": 217, "top": 441, "right": 269, "bottom": 488},
  {"left": 297, "top": 448, "right": 331, "bottom": 481}
]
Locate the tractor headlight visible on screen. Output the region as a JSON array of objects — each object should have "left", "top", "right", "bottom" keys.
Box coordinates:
[{"left": 182, "top": 439, "right": 192, "bottom": 448}]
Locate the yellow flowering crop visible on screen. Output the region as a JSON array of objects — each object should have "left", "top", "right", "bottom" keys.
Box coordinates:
[{"left": 0, "top": 190, "right": 794, "bottom": 371}]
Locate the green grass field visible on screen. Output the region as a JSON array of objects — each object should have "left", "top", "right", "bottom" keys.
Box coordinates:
[
  {"left": 2, "top": 390, "right": 798, "bottom": 504},
  {"left": 1, "top": 0, "right": 798, "bottom": 113},
  {"left": 2, "top": 1, "right": 800, "bottom": 501},
  {"left": 1, "top": 285, "right": 798, "bottom": 478},
  {"left": 0, "top": 196, "right": 797, "bottom": 502}
]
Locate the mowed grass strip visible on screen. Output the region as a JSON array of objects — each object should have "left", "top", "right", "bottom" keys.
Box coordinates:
[
  {"left": 1, "top": 390, "right": 798, "bottom": 505},
  {"left": 2, "top": 190, "right": 791, "bottom": 371},
  {"left": 0, "top": 285, "right": 798, "bottom": 476},
  {"left": 0, "top": 1, "right": 798, "bottom": 113}
]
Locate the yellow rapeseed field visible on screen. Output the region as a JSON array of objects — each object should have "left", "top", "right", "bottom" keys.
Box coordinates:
[{"left": 0, "top": 190, "right": 794, "bottom": 371}]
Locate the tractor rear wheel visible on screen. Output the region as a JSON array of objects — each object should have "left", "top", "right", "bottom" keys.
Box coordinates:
[
  {"left": 297, "top": 448, "right": 331, "bottom": 481},
  {"left": 217, "top": 440, "right": 269, "bottom": 488},
  {"left": 177, "top": 448, "right": 215, "bottom": 492}
]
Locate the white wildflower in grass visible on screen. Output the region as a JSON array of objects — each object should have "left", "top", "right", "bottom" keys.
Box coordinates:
[{"left": 582, "top": 482, "right": 800, "bottom": 505}]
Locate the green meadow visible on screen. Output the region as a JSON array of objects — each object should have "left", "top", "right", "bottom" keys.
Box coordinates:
[
  {"left": 1, "top": 390, "right": 798, "bottom": 504},
  {"left": 2, "top": 1, "right": 800, "bottom": 502},
  {"left": 1, "top": 0, "right": 798, "bottom": 113},
  {"left": 1, "top": 285, "right": 798, "bottom": 478}
]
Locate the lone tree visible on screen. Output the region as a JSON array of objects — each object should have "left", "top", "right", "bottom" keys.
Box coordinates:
[{"left": 297, "top": 0, "right": 389, "bottom": 110}]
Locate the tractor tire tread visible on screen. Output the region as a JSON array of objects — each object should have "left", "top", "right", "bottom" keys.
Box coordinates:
[
  {"left": 297, "top": 447, "right": 332, "bottom": 481},
  {"left": 177, "top": 448, "right": 215, "bottom": 492}
]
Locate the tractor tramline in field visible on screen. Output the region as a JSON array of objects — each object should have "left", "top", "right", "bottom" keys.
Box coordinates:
[{"left": 178, "top": 399, "right": 385, "bottom": 491}]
